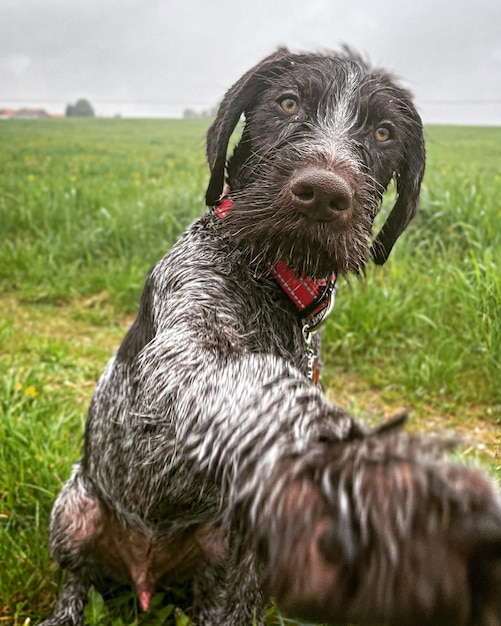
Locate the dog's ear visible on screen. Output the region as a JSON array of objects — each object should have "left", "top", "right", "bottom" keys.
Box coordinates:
[
  {"left": 205, "top": 48, "right": 292, "bottom": 206},
  {"left": 371, "top": 97, "right": 425, "bottom": 265}
]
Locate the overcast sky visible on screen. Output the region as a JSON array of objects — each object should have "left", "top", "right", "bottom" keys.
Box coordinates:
[{"left": 1, "top": 0, "right": 501, "bottom": 124}]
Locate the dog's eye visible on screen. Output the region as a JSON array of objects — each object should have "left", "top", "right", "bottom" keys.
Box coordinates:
[
  {"left": 374, "top": 124, "right": 393, "bottom": 143},
  {"left": 279, "top": 97, "right": 299, "bottom": 115}
]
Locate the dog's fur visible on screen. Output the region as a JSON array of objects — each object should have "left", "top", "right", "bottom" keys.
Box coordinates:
[{"left": 42, "top": 48, "right": 501, "bottom": 626}]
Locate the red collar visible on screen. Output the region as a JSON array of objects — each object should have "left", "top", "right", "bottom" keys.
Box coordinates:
[{"left": 214, "top": 195, "right": 336, "bottom": 323}]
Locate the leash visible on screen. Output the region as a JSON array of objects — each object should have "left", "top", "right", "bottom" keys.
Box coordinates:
[{"left": 214, "top": 194, "right": 337, "bottom": 385}]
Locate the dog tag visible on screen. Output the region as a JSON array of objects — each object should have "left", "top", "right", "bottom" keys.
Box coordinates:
[
  {"left": 303, "top": 324, "right": 321, "bottom": 386},
  {"left": 306, "top": 349, "right": 321, "bottom": 386}
]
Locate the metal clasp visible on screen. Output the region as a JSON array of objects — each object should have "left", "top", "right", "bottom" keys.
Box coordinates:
[{"left": 302, "top": 284, "right": 337, "bottom": 385}]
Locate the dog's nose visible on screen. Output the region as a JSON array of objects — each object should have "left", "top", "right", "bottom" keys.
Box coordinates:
[{"left": 290, "top": 168, "right": 353, "bottom": 221}]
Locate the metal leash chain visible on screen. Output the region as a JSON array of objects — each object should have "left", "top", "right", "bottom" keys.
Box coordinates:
[{"left": 302, "top": 284, "right": 337, "bottom": 385}]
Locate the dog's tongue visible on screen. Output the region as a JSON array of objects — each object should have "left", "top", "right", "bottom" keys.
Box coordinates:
[{"left": 138, "top": 589, "right": 153, "bottom": 612}]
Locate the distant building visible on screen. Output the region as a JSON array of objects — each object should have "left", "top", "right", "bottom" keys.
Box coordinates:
[
  {"left": 0, "top": 108, "right": 17, "bottom": 119},
  {"left": 14, "top": 108, "right": 50, "bottom": 119},
  {"left": 0, "top": 107, "right": 65, "bottom": 119}
]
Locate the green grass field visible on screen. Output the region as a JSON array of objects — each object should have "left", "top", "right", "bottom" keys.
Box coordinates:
[{"left": 1, "top": 119, "right": 500, "bottom": 625}]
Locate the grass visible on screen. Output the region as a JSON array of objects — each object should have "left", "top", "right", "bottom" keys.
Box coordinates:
[
  {"left": 0, "top": 119, "right": 500, "bottom": 624},
  {"left": 0, "top": 119, "right": 209, "bottom": 309}
]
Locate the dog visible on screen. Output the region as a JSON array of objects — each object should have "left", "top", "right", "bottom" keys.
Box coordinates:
[{"left": 42, "top": 48, "right": 501, "bottom": 626}]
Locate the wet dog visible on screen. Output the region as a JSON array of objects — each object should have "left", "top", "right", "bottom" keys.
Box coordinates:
[{"left": 42, "top": 48, "right": 501, "bottom": 625}]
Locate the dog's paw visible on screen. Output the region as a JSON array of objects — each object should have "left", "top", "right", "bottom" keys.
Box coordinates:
[{"left": 261, "top": 433, "right": 501, "bottom": 625}]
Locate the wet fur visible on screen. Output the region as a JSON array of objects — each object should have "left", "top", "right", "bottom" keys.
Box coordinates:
[{"left": 41, "top": 48, "right": 501, "bottom": 626}]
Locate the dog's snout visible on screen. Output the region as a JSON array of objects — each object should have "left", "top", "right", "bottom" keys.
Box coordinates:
[{"left": 291, "top": 168, "right": 353, "bottom": 221}]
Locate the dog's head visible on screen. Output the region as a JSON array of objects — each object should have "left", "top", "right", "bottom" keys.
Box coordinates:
[{"left": 206, "top": 48, "right": 425, "bottom": 275}]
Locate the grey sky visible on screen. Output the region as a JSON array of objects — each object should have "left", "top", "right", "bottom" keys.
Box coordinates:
[{"left": 1, "top": 0, "right": 501, "bottom": 124}]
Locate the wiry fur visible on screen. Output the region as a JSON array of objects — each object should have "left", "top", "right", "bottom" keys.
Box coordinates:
[
  {"left": 41, "top": 48, "right": 501, "bottom": 626},
  {"left": 234, "top": 426, "right": 501, "bottom": 625}
]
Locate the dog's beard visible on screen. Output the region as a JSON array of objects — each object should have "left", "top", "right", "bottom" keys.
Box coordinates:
[{"left": 221, "top": 188, "right": 375, "bottom": 278}]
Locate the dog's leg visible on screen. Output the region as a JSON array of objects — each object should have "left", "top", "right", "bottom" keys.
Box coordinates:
[
  {"left": 190, "top": 549, "right": 265, "bottom": 626},
  {"left": 39, "top": 571, "right": 90, "bottom": 626},
  {"left": 219, "top": 549, "right": 266, "bottom": 626},
  {"left": 190, "top": 563, "right": 227, "bottom": 625},
  {"left": 232, "top": 429, "right": 501, "bottom": 625},
  {"left": 41, "top": 467, "right": 105, "bottom": 626},
  {"left": 132, "top": 322, "right": 360, "bottom": 624}
]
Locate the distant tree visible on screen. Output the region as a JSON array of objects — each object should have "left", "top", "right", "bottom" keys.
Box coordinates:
[
  {"left": 182, "top": 108, "right": 198, "bottom": 119},
  {"left": 66, "top": 98, "right": 95, "bottom": 117},
  {"left": 182, "top": 104, "right": 219, "bottom": 120}
]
